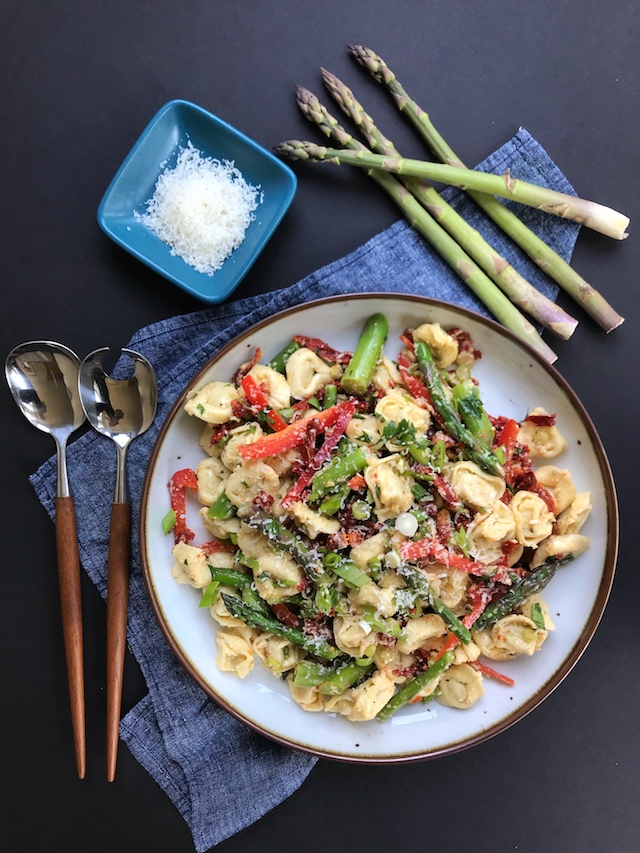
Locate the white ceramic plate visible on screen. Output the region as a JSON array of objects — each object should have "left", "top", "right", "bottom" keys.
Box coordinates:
[{"left": 140, "top": 294, "right": 618, "bottom": 762}]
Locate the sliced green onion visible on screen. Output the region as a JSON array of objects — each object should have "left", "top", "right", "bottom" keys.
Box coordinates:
[
  {"left": 162, "top": 508, "right": 177, "bottom": 535},
  {"left": 208, "top": 565, "right": 253, "bottom": 587},
  {"left": 330, "top": 558, "right": 371, "bottom": 589},
  {"left": 352, "top": 500, "right": 371, "bottom": 520},
  {"left": 432, "top": 439, "right": 447, "bottom": 470},
  {"left": 308, "top": 396, "right": 321, "bottom": 410},
  {"left": 207, "top": 491, "right": 236, "bottom": 520},
  {"left": 199, "top": 580, "right": 221, "bottom": 608},
  {"left": 237, "top": 551, "right": 259, "bottom": 571}
]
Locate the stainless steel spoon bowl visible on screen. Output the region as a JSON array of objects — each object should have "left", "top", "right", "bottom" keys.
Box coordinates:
[
  {"left": 5, "top": 341, "right": 87, "bottom": 778},
  {"left": 78, "top": 346, "right": 157, "bottom": 782}
]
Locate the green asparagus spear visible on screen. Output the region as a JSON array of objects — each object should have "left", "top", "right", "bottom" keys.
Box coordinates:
[
  {"left": 415, "top": 341, "right": 503, "bottom": 476},
  {"left": 402, "top": 566, "right": 471, "bottom": 644},
  {"left": 348, "top": 45, "right": 624, "bottom": 333},
  {"left": 293, "top": 660, "right": 340, "bottom": 687},
  {"left": 473, "top": 557, "right": 570, "bottom": 631},
  {"left": 452, "top": 382, "right": 495, "bottom": 447},
  {"left": 292, "top": 87, "right": 556, "bottom": 363},
  {"left": 269, "top": 341, "right": 300, "bottom": 373},
  {"left": 276, "top": 141, "right": 629, "bottom": 241},
  {"left": 308, "top": 443, "right": 368, "bottom": 501},
  {"left": 318, "top": 661, "right": 374, "bottom": 695},
  {"left": 378, "top": 650, "right": 455, "bottom": 720},
  {"left": 241, "top": 585, "right": 272, "bottom": 616},
  {"left": 323, "top": 383, "right": 338, "bottom": 409},
  {"left": 221, "top": 593, "right": 342, "bottom": 660},
  {"left": 321, "top": 68, "right": 578, "bottom": 340},
  {"left": 242, "top": 506, "right": 325, "bottom": 583},
  {"left": 341, "top": 313, "right": 389, "bottom": 396}
]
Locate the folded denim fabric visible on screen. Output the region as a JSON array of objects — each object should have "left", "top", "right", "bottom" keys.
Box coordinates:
[{"left": 30, "top": 128, "right": 581, "bottom": 851}]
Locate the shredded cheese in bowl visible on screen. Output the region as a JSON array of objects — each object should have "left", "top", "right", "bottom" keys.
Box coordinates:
[{"left": 136, "top": 142, "right": 263, "bottom": 275}]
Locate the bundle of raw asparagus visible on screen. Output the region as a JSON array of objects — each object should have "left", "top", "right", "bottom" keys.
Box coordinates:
[{"left": 275, "top": 46, "right": 626, "bottom": 363}]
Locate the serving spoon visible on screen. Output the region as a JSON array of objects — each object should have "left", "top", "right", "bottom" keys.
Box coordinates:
[
  {"left": 78, "top": 347, "right": 157, "bottom": 782},
  {"left": 5, "top": 341, "right": 87, "bottom": 778}
]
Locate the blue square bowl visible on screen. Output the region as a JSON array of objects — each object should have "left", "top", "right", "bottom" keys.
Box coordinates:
[{"left": 97, "top": 100, "right": 297, "bottom": 303}]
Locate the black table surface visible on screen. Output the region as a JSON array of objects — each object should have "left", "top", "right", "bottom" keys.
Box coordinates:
[{"left": 2, "top": 2, "right": 639, "bottom": 851}]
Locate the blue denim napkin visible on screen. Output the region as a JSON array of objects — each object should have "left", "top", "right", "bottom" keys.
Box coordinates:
[{"left": 30, "top": 128, "right": 580, "bottom": 851}]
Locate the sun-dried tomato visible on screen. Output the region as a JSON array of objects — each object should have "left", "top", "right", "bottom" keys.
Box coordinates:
[
  {"left": 293, "top": 335, "right": 352, "bottom": 365},
  {"left": 524, "top": 412, "right": 557, "bottom": 427}
]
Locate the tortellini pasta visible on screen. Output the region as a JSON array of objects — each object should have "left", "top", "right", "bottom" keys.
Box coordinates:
[
  {"left": 491, "top": 614, "right": 547, "bottom": 656},
  {"left": 215, "top": 628, "right": 255, "bottom": 678},
  {"left": 253, "top": 632, "right": 305, "bottom": 674},
  {"left": 325, "top": 671, "right": 397, "bottom": 722},
  {"left": 196, "top": 455, "right": 228, "bottom": 506},
  {"left": 396, "top": 614, "right": 446, "bottom": 654},
  {"left": 171, "top": 542, "right": 212, "bottom": 589},
  {"left": 185, "top": 381, "right": 239, "bottom": 424},
  {"left": 375, "top": 389, "right": 431, "bottom": 437},
  {"left": 412, "top": 322, "right": 459, "bottom": 368},
  {"left": 449, "top": 461, "right": 505, "bottom": 511},
  {"left": 348, "top": 582, "right": 397, "bottom": 618},
  {"left": 333, "top": 614, "right": 378, "bottom": 658},
  {"left": 225, "top": 460, "right": 280, "bottom": 507},
  {"left": 436, "top": 663, "right": 484, "bottom": 709},
  {"left": 252, "top": 551, "right": 304, "bottom": 603},
  {"left": 510, "top": 490, "right": 555, "bottom": 548},
  {"left": 287, "top": 679, "right": 325, "bottom": 712},
  {"left": 220, "top": 423, "right": 264, "bottom": 469},
  {"left": 289, "top": 502, "right": 341, "bottom": 539},
  {"left": 518, "top": 408, "right": 568, "bottom": 458},
  {"left": 364, "top": 454, "right": 414, "bottom": 521},
  {"left": 245, "top": 364, "right": 291, "bottom": 410},
  {"left": 556, "top": 492, "right": 592, "bottom": 535},
  {"left": 285, "top": 347, "right": 334, "bottom": 399},
  {"left": 534, "top": 465, "right": 576, "bottom": 514},
  {"left": 530, "top": 533, "right": 590, "bottom": 569}
]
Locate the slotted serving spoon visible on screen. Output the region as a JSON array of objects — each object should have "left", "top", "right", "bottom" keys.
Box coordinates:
[
  {"left": 78, "top": 347, "right": 157, "bottom": 782},
  {"left": 5, "top": 341, "right": 87, "bottom": 778}
]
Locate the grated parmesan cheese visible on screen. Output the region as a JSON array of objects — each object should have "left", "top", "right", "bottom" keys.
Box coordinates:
[{"left": 135, "top": 142, "right": 262, "bottom": 275}]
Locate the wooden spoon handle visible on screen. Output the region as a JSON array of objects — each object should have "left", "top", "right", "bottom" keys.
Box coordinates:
[
  {"left": 106, "top": 501, "right": 131, "bottom": 783},
  {"left": 55, "top": 496, "right": 86, "bottom": 779}
]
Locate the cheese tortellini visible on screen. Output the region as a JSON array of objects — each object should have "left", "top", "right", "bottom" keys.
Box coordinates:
[
  {"left": 518, "top": 408, "right": 568, "bottom": 458},
  {"left": 185, "top": 381, "right": 239, "bottom": 424},
  {"left": 449, "top": 461, "right": 505, "bottom": 511}
]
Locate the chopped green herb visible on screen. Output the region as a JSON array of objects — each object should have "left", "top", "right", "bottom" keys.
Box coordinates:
[{"left": 530, "top": 601, "right": 545, "bottom": 629}]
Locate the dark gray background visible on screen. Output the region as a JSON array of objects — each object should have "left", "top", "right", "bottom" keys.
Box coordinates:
[{"left": 2, "top": 1, "right": 639, "bottom": 851}]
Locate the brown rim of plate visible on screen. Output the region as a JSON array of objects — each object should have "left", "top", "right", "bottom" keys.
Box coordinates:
[{"left": 139, "top": 293, "right": 619, "bottom": 764}]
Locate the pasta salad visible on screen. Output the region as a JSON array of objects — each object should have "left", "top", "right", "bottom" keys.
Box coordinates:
[{"left": 164, "top": 314, "right": 591, "bottom": 722}]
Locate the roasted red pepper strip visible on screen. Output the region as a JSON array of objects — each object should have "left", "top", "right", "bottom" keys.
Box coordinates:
[
  {"left": 469, "top": 660, "right": 515, "bottom": 686},
  {"left": 169, "top": 468, "right": 198, "bottom": 544},
  {"left": 281, "top": 401, "right": 356, "bottom": 508},
  {"left": 239, "top": 402, "right": 352, "bottom": 460},
  {"left": 241, "top": 375, "right": 288, "bottom": 432},
  {"left": 347, "top": 473, "right": 367, "bottom": 491},
  {"left": 495, "top": 418, "right": 519, "bottom": 465},
  {"left": 401, "top": 538, "right": 484, "bottom": 573}
]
